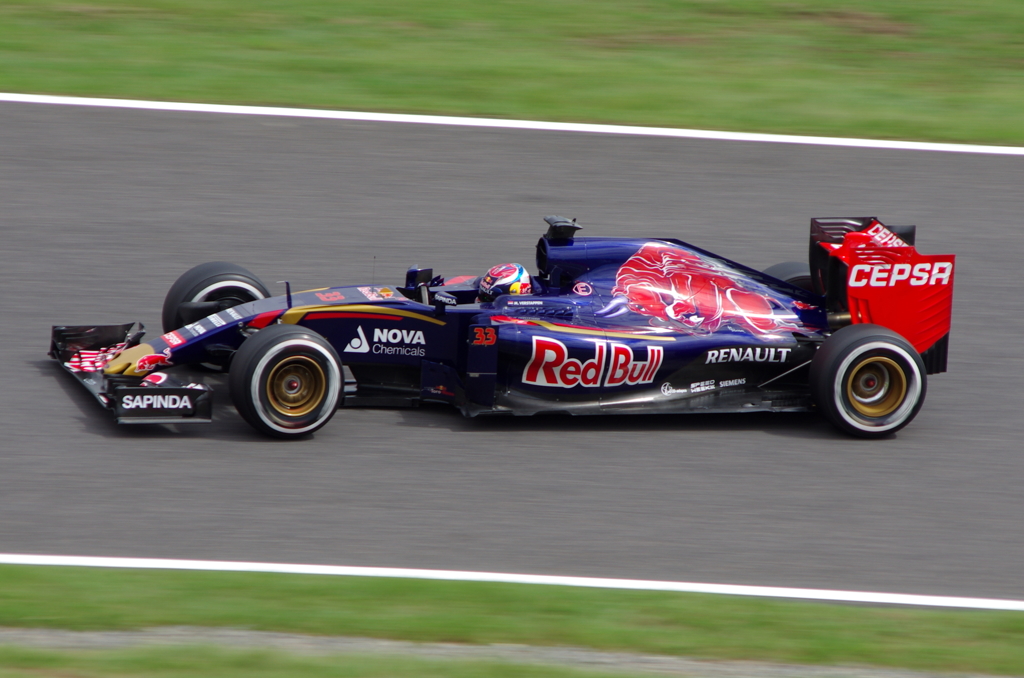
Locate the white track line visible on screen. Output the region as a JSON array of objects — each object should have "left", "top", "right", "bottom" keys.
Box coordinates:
[
  {"left": 3, "top": 93, "right": 1020, "bottom": 608},
  {"left": 2, "top": 554, "right": 1023, "bottom": 611},
  {"left": 3, "top": 92, "right": 1023, "bottom": 156}
]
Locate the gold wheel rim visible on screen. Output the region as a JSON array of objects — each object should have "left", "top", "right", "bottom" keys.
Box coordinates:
[
  {"left": 846, "top": 356, "right": 907, "bottom": 418},
  {"left": 266, "top": 356, "right": 326, "bottom": 418}
]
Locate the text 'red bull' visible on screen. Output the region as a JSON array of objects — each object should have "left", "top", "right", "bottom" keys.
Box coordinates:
[{"left": 522, "top": 336, "right": 663, "bottom": 388}]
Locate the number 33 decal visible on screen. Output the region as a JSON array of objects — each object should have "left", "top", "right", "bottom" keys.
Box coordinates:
[{"left": 472, "top": 327, "right": 497, "bottom": 346}]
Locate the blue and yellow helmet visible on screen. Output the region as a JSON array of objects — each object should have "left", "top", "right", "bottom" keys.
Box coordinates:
[{"left": 477, "top": 263, "right": 532, "bottom": 302}]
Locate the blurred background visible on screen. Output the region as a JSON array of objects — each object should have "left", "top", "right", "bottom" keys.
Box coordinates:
[
  {"left": 2, "top": 0, "right": 1023, "bottom": 144},
  {"left": 2, "top": 2, "right": 1023, "bottom": 676}
]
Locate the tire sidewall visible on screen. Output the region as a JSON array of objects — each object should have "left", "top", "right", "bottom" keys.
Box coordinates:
[
  {"left": 810, "top": 325, "right": 927, "bottom": 438},
  {"left": 162, "top": 262, "right": 270, "bottom": 333},
  {"left": 230, "top": 326, "right": 341, "bottom": 439}
]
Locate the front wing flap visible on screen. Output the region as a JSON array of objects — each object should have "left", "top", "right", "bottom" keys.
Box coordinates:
[{"left": 50, "top": 323, "right": 212, "bottom": 424}]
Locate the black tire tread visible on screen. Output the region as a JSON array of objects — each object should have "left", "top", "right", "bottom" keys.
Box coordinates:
[
  {"left": 228, "top": 324, "right": 341, "bottom": 439},
  {"left": 810, "top": 324, "right": 927, "bottom": 438},
  {"left": 161, "top": 261, "right": 270, "bottom": 333}
]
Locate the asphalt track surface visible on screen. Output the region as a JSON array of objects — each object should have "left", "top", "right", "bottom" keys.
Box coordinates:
[{"left": 1, "top": 101, "right": 1022, "bottom": 600}]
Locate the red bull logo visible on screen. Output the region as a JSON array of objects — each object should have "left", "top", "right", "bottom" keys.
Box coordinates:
[
  {"left": 479, "top": 263, "right": 531, "bottom": 299},
  {"left": 522, "top": 336, "right": 663, "bottom": 388},
  {"left": 599, "top": 243, "right": 803, "bottom": 335},
  {"left": 134, "top": 348, "right": 173, "bottom": 374}
]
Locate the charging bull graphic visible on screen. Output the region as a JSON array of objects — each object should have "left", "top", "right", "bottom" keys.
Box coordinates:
[
  {"left": 596, "top": 243, "right": 806, "bottom": 336},
  {"left": 134, "top": 348, "right": 174, "bottom": 373}
]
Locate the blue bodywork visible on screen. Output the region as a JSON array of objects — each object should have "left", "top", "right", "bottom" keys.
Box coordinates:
[{"left": 133, "top": 231, "right": 830, "bottom": 418}]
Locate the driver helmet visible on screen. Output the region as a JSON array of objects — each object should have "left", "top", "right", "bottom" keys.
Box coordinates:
[{"left": 478, "top": 263, "right": 532, "bottom": 302}]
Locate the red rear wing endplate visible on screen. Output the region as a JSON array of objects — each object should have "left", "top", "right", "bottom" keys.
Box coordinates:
[{"left": 809, "top": 218, "right": 955, "bottom": 373}]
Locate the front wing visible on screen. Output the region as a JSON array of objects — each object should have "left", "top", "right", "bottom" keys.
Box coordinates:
[{"left": 49, "top": 323, "right": 212, "bottom": 424}]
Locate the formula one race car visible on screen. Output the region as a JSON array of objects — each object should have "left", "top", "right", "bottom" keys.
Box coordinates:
[{"left": 50, "top": 216, "right": 955, "bottom": 439}]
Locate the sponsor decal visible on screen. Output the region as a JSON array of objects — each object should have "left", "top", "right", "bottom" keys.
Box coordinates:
[
  {"left": 599, "top": 242, "right": 805, "bottom": 336},
  {"left": 121, "top": 393, "right": 193, "bottom": 410},
  {"left": 372, "top": 326, "right": 425, "bottom": 355},
  {"left": 184, "top": 322, "right": 206, "bottom": 337},
  {"left": 358, "top": 286, "right": 382, "bottom": 301},
  {"left": 225, "top": 307, "right": 243, "bottom": 321},
  {"left": 209, "top": 313, "right": 226, "bottom": 327},
  {"left": 472, "top": 327, "right": 497, "bottom": 346},
  {"left": 142, "top": 372, "right": 169, "bottom": 386},
  {"left": 344, "top": 326, "right": 370, "bottom": 353},
  {"left": 161, "top": 331, "right": 185, "bottom": 347},
  {"left": 660, "top": 383, "right": 687, "bottom": 396},
  {"left": 690, "top": 379, "right": 715, "bottom": 393},
  {"left": 65, "top": 342, "right": 127, "bottom": 372},
  {"left": 864, "top": 223, "right": 909, "bottom": 248},
  {"left": 316, "top": 291, "right": 345, "bottom": 302},
  {"left": 134, "top": 348, "right": 174, "bottom": 373},
  {"left": 522, "top": 336, "right": 663, "bottom": 389},
  {"left": 720, "top": 378, "right": 746, "bottom": 388},
  {"left": 345, "top": 325, "right": 426, "bottom": 356},
  {"left": 374, "top": 345, "right": 425, "bottom": 356},
  {"left": 705, "top": 347, "right": 792, "bottom": 364},
  {"left": 377, "top": 287, "right": 395, "bottom": 299},
  {"left": 427, "top": 384, "right": 456, "bottom": 397},
  {"left": 374, "top": 328, "right": 425, "bottom": 345},
  {"left": 572, "top": 282, "right": 593, "bottom": 296},
  {"left": 847, "top": 262, "right": 953, "bottom": 288},
  {"left": 435, "top": 291, "right": 457, "bottom": 306}
]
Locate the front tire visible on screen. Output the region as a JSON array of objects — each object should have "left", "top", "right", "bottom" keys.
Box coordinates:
[
  {"left": 810, "top": 324, "right": 926, "bottom": 438},
  {"left": 229, "top": 324, "right": 342, "bottom": 439},
  {"left": 162, "top": 261, "right": 271, "bottom": 333}
]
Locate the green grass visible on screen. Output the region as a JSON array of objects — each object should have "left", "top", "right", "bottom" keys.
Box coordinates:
[
  {"left": 2, "top": 565, "right": 1024, "bottom": 675},
  {"left": 0, "top": 645, "right": 637, "bottom": 678},
  {"left": 1, "top": 1, "right": 1023, "bottom": 144}
]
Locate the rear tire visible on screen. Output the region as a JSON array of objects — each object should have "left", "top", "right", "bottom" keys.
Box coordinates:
[
  {"left": 162, "top": 261, "right": 270, "bottom": 333},
  {"left": 810, "top": 324, "right": 926, "bottom": 438},
  {"left": 229, "top": 324, "right": 342, "bottom": 439},
  {"left": 762, "top": 261, "right": 813, "bottom": 292}
]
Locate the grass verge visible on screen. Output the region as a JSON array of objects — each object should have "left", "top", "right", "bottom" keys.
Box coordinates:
[
  {"left": 1, "top": 1, "right": 1023, "bottom": 144},
  {"left": 1, "top": 565, "right": 1023, "bottom": 674},
  {"left": 0, "top": 645, "right": 635, "bottom": 678}
]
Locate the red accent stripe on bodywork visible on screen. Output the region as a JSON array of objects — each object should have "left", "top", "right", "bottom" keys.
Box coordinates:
[
  {"left": 247, "top": 311, "right": 283, "bottom": 329},
  {"left": 303, "top": 312, "right": 402, "bottom": 321}
]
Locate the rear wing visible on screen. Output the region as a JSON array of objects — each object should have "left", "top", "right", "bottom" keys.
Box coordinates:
[{"left": 809, "top": 217, "right": 955, "bottom": 374}]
